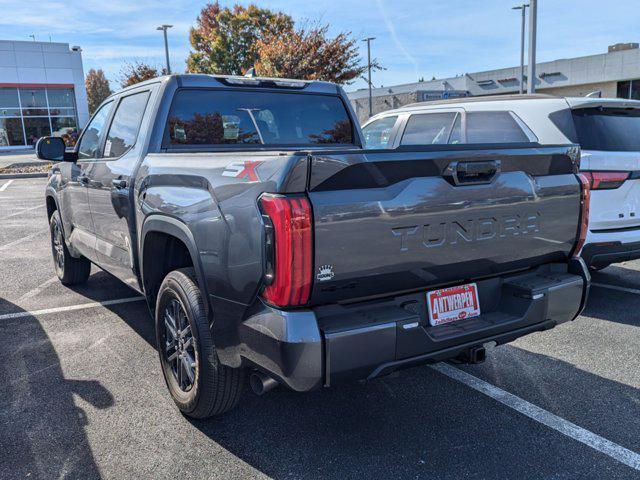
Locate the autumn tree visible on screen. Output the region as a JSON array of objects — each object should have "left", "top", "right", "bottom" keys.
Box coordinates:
[
  {"left": 255, "top": 25, "right": 369, "bottom": 84},
  {"left": 85, "top": 68, "right": 112, "bottom": 114},
  {"left": 118, "top": 61, "right": 167, "bottom": 88},
  {"left": 187, "top": 2, "right": 293, "bottom": 75}
]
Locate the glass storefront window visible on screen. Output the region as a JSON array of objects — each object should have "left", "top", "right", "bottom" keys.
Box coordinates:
[
  {"left": 617, "top": 80, "right": 640, "bottom": 100},
  {"left": 632, "top": 80, "right": 640, "bottom": 100},
  {"left": 51, "top": 116, "right": 79, "bottom": 147},
  {"left": 0, "top": 88, "right": 21, "bottom": 117},
  {"left": 20, "top": 88, "right": 48, "bottom": 116},
  {"left": 24, "top": 117, "right": 51, "bottom": 146},
  {"left": 47, "top": 88, "right": 75, "bottom": 108},
  {"left": 617, "top": 81, "right": 631, "bottom": 99},
  {"left": 0, "top": 118, "right": 25, "bottom": 146},
  {"left": 0, "top": 88, "right": 20, "bottom": 108},
  {"left": 0, "top": 86, "right": 79, "bottom": 148}
]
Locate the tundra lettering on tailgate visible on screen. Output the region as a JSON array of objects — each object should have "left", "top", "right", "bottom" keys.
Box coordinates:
[{"left": 392, "top": 212, "right": 541, "bottom": 251}]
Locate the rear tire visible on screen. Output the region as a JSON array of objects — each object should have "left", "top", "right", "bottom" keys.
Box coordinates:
[
  {"left": 155, "top": 268, "right": 244, "bottom": 419},
  {"left": 49, "top": 210, "right": 91, "bottom": 285}
]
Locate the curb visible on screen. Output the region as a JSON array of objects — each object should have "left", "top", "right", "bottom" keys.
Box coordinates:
[{"left": 0, "top": 172, "right": 48, "bottom": 180}]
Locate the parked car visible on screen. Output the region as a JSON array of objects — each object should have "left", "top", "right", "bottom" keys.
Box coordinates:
[
  {"left": 37, "top": 76, "right": 589, "bottom": 419},
  {"left": 363, "top": 94, "right": 640, "bottom": 270}
]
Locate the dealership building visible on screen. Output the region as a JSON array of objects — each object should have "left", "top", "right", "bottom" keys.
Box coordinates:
[
  {"left": 0, "top": 40, "right": 89, "bottom": 150},
  {"left": 349, "top": 43, "right": 640, "bottom": 123}
]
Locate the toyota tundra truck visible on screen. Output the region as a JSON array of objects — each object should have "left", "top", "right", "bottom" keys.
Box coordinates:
[{"left": 37, "top": 74, "right": 590, "bottom": 419}]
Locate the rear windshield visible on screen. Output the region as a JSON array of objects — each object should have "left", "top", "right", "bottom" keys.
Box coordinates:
[
  {"left": 166, "top": 89, "right": 354, "bottom": 147},
  {"left": 572, "top": 108, "right": 640, "bottom": 151}
]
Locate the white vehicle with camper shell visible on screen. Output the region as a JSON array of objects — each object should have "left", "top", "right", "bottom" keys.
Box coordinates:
[{"left": 362, "top": 94, "right": 640, "bottom": 270}]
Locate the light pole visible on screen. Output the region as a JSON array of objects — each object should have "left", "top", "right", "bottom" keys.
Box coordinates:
[
  {"left": 156, "top": 24, "right": 173, "bottom": 74},
  {"left": 362, "top": 37, "right": 376, "bottom": 118},
  {"left": 527, "top": 0, "right": 537, "bottom": 93},
  {"left": 512, "top": 4, "right": 529, "bottom": 94}
]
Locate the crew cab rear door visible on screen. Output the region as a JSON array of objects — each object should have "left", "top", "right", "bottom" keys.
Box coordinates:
[{"left": 85, "top": 86, "right": 154, "bottom": 286}]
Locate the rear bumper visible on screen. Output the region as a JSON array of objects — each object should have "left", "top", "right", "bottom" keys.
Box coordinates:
[
  {"left": 238, "top": 260, "right": 589, "bottom": 392},
  {"left": 584, "top": 226, "right": 640, "bottom": 267},
  {"left": 582, "top": 239, "right": 640, "bottom": 268}
]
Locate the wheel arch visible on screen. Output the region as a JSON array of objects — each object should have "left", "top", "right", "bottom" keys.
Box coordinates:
[{"left": 140, "top": 215, "right": 211, "bottom": 317}]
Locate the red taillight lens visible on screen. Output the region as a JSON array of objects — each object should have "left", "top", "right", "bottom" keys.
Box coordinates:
[
  {"left": 582, "top": 171, "right": 630, "bottom": 190},
  {"left": 259, "top": 194, "right": 312, "bottom": 307},
  {"left": 572, "top": 173, "right": 590, "bottom": 258}
]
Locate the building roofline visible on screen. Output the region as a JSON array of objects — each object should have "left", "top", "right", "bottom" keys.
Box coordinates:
[{"left": 403, "top": 93, "right": 559, "bottom": 108}]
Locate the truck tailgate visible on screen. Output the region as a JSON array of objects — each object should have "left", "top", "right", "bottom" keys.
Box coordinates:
[{"left": 307, "top": 145, "right": 581, "bottom": 304}]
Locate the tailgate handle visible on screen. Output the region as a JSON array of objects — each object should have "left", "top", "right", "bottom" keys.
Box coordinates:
[{"left": 445, "top": 160, "right": 501, "bottom": 186}]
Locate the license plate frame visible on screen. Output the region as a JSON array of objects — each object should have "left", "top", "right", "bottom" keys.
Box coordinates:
[{"left": 427, "top": 283, "right": 480, "bottom": 326}]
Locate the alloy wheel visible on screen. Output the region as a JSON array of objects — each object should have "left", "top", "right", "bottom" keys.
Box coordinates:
[{"left": 163, "top": 298, "right": 197, "bottom": 392}]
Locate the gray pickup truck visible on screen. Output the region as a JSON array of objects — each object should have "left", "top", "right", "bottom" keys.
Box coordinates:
[{"left": 37, "top": 74, "right": 590, "bottom": 419}]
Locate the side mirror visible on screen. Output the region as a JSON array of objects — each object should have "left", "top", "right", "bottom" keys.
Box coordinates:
[{"left": 36, "top": 136, "right": 68, "bottom": 162}]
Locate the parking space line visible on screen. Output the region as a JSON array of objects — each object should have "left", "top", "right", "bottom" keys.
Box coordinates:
[
  {"left": 0, "top": 296, "right": 145, "bottom": 320},
  {"left": 592, "top": 282, "right": 640, "bottom": 295},
  {"left": 0, "top": 203, "right": 45, "bottom": 220},
  {"left": 431, "top": 363, "right": 640, "bottom": 471},
  {"left": 0, "top": 180, "right": 14, "bottom": 192},
  {"left": 0, "top": 229, "right": 46, "bottom": 251},
  {"left": 17, "top": 276, "right": 60, "bottom": 302}
]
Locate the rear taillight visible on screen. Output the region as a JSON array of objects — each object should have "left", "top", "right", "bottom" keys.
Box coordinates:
[
  {"left": 582, "top": 171, "right": 630, "bottom": 190},
  {"left": 572, "top": 173, "right": 590, "bottom": 258},
  {"left": 259, "top": 194, "right": 312, "bottom": 307}
]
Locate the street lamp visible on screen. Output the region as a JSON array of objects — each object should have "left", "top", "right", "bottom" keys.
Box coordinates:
[
  {"left": 156, "top": 24, "right": 173, "bottom": 74},
  {"left": 512, "top": 4, "right": 529, "bottom": 94},
  {"left": 527, "top": 0, "right": 538, "bottom": 94},
  {"left": 362, "top": 37, "right": 376, "bottom": 118}
]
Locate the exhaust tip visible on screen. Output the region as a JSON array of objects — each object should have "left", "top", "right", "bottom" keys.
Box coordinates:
[{"left": 250, "top": 371, "right": 279, "bottom": 396}]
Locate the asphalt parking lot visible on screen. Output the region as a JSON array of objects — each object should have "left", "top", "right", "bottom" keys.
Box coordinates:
[{"left": 1, "top": 177, "right": 639, "bottom": 480}]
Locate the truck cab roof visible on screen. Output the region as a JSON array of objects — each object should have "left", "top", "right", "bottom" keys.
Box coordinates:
[{"left": 111, "top": 73, "right": 341, "bottom": 98}]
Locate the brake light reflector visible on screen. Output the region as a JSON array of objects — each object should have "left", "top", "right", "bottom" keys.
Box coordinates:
[
  {"left": 259, "top": 194, "right": 312, "bottom": 307},
  {"left": 572, "top": 173, "right": 590, "bottom": 258},
  {"left": 582, "top": 171, "right": 630, "bottom": 190}
]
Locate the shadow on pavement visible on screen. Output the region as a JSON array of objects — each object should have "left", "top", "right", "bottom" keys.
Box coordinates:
[
  {"left": 591, "top": 264, "right": 640, "bottom": 287},
  {"left": 0, "top": 297, "right": 113, "bottom": 480},
  {"left": 186, "top": 345, "right": 639, "bottom": 479},
  {"left": 584, "top": 278, "right": 640, "bottom": 327}
]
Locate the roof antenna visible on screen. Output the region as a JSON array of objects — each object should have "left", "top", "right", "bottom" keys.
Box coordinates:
[
  {"left": 244, "top": 67, "right": 256, "bottom": 78},
  {"left": 585, "top": 90, "right": 602, "bottom": 98}
]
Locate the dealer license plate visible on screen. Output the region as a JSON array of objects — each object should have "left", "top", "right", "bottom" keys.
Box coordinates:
[{"left": 427, "top": 283, "right": 480, "bottom": 326}]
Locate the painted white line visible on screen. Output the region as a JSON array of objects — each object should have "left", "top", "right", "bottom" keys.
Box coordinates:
[
  {"left": 431, "top": 363, "right": 640, "bottom": 471},
  {"left": 0, "top": 296, "right": 145, "bottom": 321},
  {"left": 0, "top": 203, "right": 45, "bottom": 220},
  {"left": 17, "top": 276, "right": 59, "bottom": 302},
  {"left": 0, "top": 179, "right": 14, "bottom": 192},
  {"left": 592, "top": 282, "right": 640, "bottom": 296},
  {"left": 0, "top": 229, "right": 46, "bottom": 251}
]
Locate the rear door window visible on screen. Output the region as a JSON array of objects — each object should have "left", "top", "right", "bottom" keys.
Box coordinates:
[
  {"left": 401, "top": 112, "right": 458, "bottom": 145},
  {"left": 572, "top": 108, "right": 640, "bottom": 151},
  {"left": 166, "top": 89, "right": 354, "bottom": 147},
  {"left": 465, "top": 111, "right": 531, "bottom": 143},
  {"left": 362, "top": 116, "right": 398, "bottom": 149},
  {"left": 104, "top": 91, "right": 150, "bottom": 158},
  {"left": 77, "top": 101, "right": 113, "bottom": 160}
]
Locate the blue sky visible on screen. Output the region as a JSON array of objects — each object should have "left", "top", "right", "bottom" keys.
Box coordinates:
[{"left": 1, "top": 0, "right": 639, "bottom": 91}]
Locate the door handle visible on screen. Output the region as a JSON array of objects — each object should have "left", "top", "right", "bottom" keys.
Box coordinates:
[
  {"left": 112, "top": 179, "right": 128, "bottom": 189},
  {"left": 444, "top": 160, "right": 501, "bottom": 186}
]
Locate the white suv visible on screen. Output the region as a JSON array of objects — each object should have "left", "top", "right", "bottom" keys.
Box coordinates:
[{"left": 362, "top": 94, "right": 640, "bottom": 270}]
